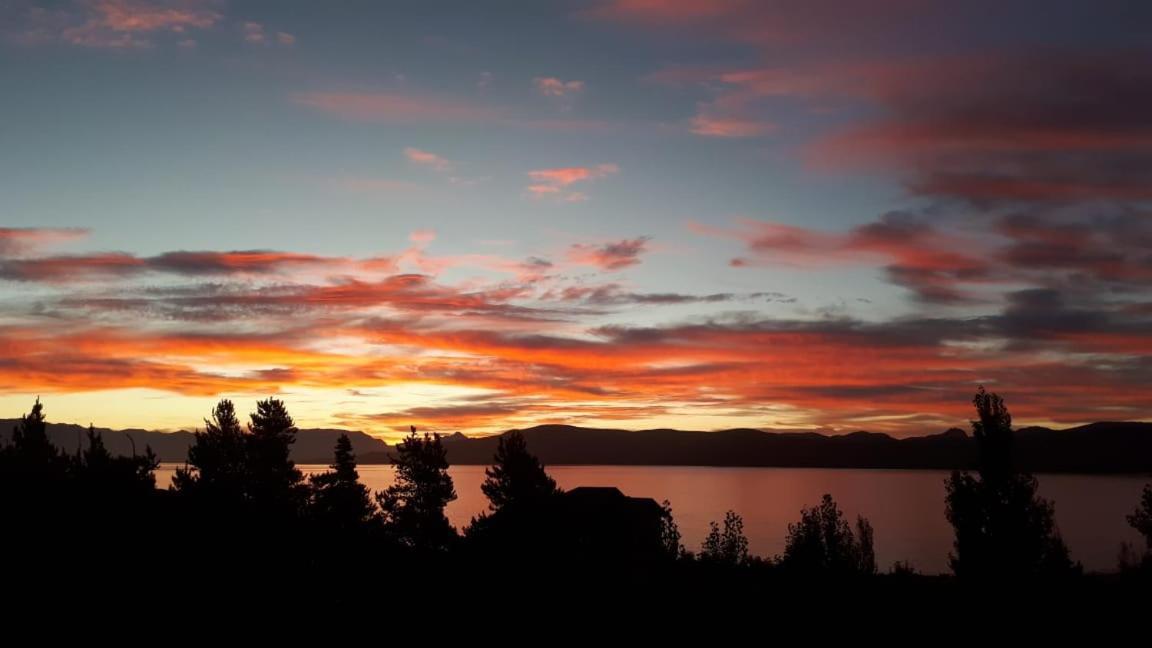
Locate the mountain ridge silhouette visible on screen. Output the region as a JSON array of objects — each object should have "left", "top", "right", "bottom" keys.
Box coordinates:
[{"left": 3, "top": 419, "right": 1150, "bottom": 473}]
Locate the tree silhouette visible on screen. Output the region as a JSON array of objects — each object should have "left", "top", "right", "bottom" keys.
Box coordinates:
[
  {"left": 172, "top": 399, "right": 248, "bottom": 500},
  {"left": 309, "top": 434, "right": 377, "bottom": 531},
  {"left": 172, "top": 397, "right": 304, "bottom": 514},
  {"left": 74, "top": 424, "right": 158, "bottom": 498},
  {"left": 465, "top": 428, "right": 561, "bottom": 557},
  {"left": 658, "top": 499, "right": 685, "bottom": 560},
  {"left": 377, "top": 426, "right": 458, "bottom": 551},
  {"left": 944, "top": 387, "right": 1077, "bottom": 578},
  {"left": 480, "top": 430, "right": 561, "bottom": 511},
  {"left": 1, "top": 400, "right": 161, "bottom": 595},
  {"left": 8, "top": 397, "right": 61, "bottom": 469},
  {"left": 781, "top": 493, "right": 876, "bottom": 575},
  {"left": 1125, "top": 484, "right": 1152, "bottom": 568},
  {"left": 246, "top": 397, "right": 306, "bottom": 513},
  {"left": 699, "top": 510, "right": 749, "bottom": 566}
]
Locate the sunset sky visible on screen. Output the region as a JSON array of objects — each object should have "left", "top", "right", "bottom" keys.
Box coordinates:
[{"left": 1, "top": 0, "right": 1150, "bottom": 440}]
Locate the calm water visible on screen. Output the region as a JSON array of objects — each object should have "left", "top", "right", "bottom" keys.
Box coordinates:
[{"left": 156, "top": 464, "right": 1148, "bottom": 574}]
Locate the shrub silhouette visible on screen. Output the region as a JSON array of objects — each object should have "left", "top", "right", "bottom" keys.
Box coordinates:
[
  {"left": 378, "top": 426, "right": 458, "bottom": 551},
  {"left": 700, "top": 510, "right": 749, "bottom": 566},
  {"left": 944, "top": 387, "right": 1077, "bottom": 578},
  {"left": 780, "top": 493, "right": 876, "bottom": 575}
]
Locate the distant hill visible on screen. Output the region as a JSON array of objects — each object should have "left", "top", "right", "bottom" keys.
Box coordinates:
[
  {"left": 3, "top": 419, "right": 1150, "bottom": 474},
  {"left": 0, "top": 420, "right": 389, "bottom": 464}
]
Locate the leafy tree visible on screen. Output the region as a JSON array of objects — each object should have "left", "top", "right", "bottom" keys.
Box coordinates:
[
  {"left": 658, "top": 499, "right": 685, "bottom": 560},
  {"left": 377, "top": 426, "right": 458, "bottom": 550},
  {"left": 781, "top": 493, "right": 876, "bottom": 575},
  {"left": 1124, "top": 484, "right": 1152, "bottom": 568},
  {"left": 700, "top": 510, "right": 749, "bottom": 566},
  {"left": 246, "top": 397, "right": 305, "bottom": 512},
  {"left": 172, "top": 399, "right": 248, "bottom": 499},
  {"left": 944, "top": 387, "right": 1077, "bottom": 578},
  {"left": 480, "top": 430, "right": 560, "bottom": 511},
  {"left": 309, "top": 434, "right": 377, "bottom": 531}
]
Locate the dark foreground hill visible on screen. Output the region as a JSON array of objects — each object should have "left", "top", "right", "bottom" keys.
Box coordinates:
[{"left": 2, "top": 419, "right": 1150, "bottom": 474}]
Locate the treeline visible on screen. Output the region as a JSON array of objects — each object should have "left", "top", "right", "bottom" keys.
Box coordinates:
[{"left": 1, "top": 389, "right": 1151, "bottom": 604}]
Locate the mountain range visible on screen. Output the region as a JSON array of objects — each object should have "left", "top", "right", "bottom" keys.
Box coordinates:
[{"left": 3, "top": 419, "right": 1151, "bottom": 474}]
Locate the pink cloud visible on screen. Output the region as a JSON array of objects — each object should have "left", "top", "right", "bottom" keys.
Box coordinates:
[
  {"left": 527, "top": 165, "right": 615, "bottom": 186},
  {"left": 690, "top": 114, "right": 775, "bottom": 137},
  {"left": 93, "top": 0, "right": 220, "bottom": 32},
  {"left": 525, "top": 163, "right": 618, "bottom": 201},
  {"left": 23, "top": 0, "right": 223, "bottom": 48},
  {"left": 403, "top": 147, "right": 452, "bottom": 172},
  {"left": 242, "top": 21, "right": 265, "bottom": 43},
  {"left": 241, "top": 21, "right": 294, "bottom": 47},
  {"left": 697, "top": 216, "right": 995, "bottom": 303},
  {"left": 568, "top": 237, "right": 651, "bottom": 271},
  {"left": 534, "top": 77, "right": 585, "bottom": 97},
  {"left": 408, "top": 229, "right": 437, "bottom": 244},
  {"left": 0, "top": 227, "right": 89, "bottom": 256},
  {"left": 797, "top": 54, "right": 1152, "bottom": 204}
]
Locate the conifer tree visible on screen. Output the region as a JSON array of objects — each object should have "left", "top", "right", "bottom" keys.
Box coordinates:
[
  {"left": 310, "top": 434, "right": 376, "bottom": 531},
  {"left": 480, "top": 430, "right": 560, "bottom": 511},
  {"left": 378, "top": 426, "right": 457, "bottom": 550}
]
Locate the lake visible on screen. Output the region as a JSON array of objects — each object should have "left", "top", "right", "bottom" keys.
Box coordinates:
[{"left": 155, "top": 464, "right": 1149, "bottom": 574}]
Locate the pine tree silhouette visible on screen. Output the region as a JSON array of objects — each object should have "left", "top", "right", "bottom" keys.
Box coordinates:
[
  {"left": 377, "top": 426, "right": 458, "bottom": 551},
  {"left": 246, "top": 397, "right": 305, "bottom": 513},
  {"left": 480, "top": 430, "right": 561, "bottom": 511},
  {"left": 309, "top": 433, "right": 377, "bottom": 531},
  {"left": 172, "top": 399, "right": 247, "bottom": 500},
  {"left": 10, "top": 397, "right": 59, "bottom": 468}
]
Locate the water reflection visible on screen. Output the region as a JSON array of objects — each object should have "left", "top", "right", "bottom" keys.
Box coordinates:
[{"left": 156, "top": 464, "right": 1146, "bottom": 574}]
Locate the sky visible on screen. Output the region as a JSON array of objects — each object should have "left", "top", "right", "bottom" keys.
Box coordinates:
[{"left": 1, "top": 0, "right": 1150, "bottom": 440}]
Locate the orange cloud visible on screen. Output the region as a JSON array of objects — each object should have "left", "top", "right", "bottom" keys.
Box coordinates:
[{"left": 2, "top": 230, "right": 1148, "bottom": 436}]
